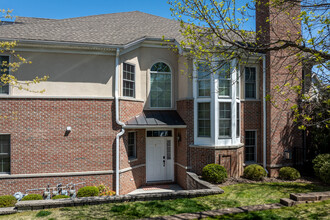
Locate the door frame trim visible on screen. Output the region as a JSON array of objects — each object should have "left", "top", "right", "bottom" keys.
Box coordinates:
[{"left": 145, "top": 129, "right": 174, "bottom": 183}]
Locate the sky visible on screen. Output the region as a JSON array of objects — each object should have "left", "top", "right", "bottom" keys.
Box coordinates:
[
  {"left": 0, "top": 0, "right": 173, "bottom": 20},
  {"left": 0, "top": 0, "right": 255, "bottom": 30}
]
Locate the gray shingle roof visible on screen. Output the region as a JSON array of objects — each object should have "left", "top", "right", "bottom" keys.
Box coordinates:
[{"left": 0, "top": 11, "right": 183, "bottom": 45}]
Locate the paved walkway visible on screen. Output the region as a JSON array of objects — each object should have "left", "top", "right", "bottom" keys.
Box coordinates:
[
  {"left": 147, "top": 203, "right": 284, "bottom": 219},
  {"left": 128, "top": 184, "right": 183, "bottom": 195}
]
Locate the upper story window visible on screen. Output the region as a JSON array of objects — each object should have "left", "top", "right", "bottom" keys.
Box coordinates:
[
  {"left": 198, "top": 102, "right": 211, "bottom": 137},
  {"left": 0, "top": 56, "right": 9, "bottom": 95},
  {"left": 0, "top": 135, "right": 10, "bottom": 174},
  {"left": 150, "top": 62, "right": 172, "bottom": 108},
  {"left": 127, "top": 132, "right": 136, "bottom": 159},
  {"left": 218, "top": 62, "right": 231, "bottom": 97},
  {"left": 123, "top": 63, "right": 135, "bottom": 98},
  {"left": 197, "top": 64, "right": 211, "bottom": 97},
  {"left": 245, "top": 67, "right": 256, "bottom": 99}
]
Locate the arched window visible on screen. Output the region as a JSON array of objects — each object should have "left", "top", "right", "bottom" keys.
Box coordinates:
[{"left": 150, "top": 62, "right": 172, "bottom": 108}]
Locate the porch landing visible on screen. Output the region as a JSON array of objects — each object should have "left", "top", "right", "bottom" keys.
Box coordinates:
[{"left": 128, "top": 184, "right": 183, "bottom": 195}]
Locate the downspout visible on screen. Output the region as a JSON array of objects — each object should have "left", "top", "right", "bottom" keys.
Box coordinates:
[
  {"left": 115, "top": 48, "right": 125, "bottom": 195},
  {"left": 262, "top": 54, "right": 268, "bottom": 173}
]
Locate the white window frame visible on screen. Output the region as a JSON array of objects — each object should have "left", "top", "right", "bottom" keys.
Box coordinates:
[
  {"left": 127, "top": 132, "right": 137, "bottom": 160},
  {"left": 197, "top": 63, "right": 211, "bottom": 97},
  {"left": 217, "top": 61, "right": 232, "bottom": 98},
  {"left": 197, "top": 102, "right": 211, "bottom": 137},
  {"left": 0, "top": 134, "right": 10, "bottom": 174},
  {"left": 122, "top": 62, "right": 136, "bottom": 98},
  {"left": 193, "top": 58, "right": 241, "bottom": 147},
  {"left": 244, "top": 130, "right": 257, "bottom": 163},
  {"left": 149, "top": 62, "right": 173, "bottom": 109},
  {"left": 0, "top": 54, "right": 11, "bottom": 96}
]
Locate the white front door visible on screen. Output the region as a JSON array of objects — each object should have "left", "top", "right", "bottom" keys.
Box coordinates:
[{"left": 146, "top": 137, "right": 174, "bottom": 182}]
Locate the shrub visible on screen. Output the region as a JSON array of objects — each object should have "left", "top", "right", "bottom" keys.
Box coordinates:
[
  {"left": 77, "top": 186, "right": 99, "bottom": 198},
  {"left": 0, "top": 195, "right": 17, "bottom": 208},
  {"left": 313, "top": 154, "right": 330, "bottom": 177},
  {"left": 36, "top": 210, "right": 52, "bottom": 217},
  {"left": 243, "top": 164, "right": 267, "bottom": 181},
  {"left": 97, "top": 183, "right": 116, "bottom": 196},
  {"left": 319, "top": 162, "right": 330, "bottom": 184},
  {"left": 202, "top": 163, "right": 227, "bottom": 183},
  {"left": 21, "top": 194, "right": 43, "bottom": 201},
  {"left": 52, "top": 195, "right": 70, "bottom": 200},
  {"left": 279, "top": 167, "right": 301, "bottom": 180}
]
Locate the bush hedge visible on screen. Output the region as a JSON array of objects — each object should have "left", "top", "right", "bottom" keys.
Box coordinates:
[
  {"left": 202, "top": 163, "right": 227, "bottom": 183},
  {"left": 52, "top": 195, "right": 70, "bottom": 200},
  {"left": 0, "top": 195, "right": 17, "bottom": 208},
  {"left": 243, "top": 164, "right": 267, "bottom": 181},
  {"left": 279, "top": 167, "right": 301, "bottom": 180},
  {"left": 319, "top": 162, "right": 330, "bottom": 184},
  {"left": 21, "top": 194, "right": 43, "bottom": 201},
  {"left": 313, "top": 154, "right": 330, "bottom": 178},
  {"left": 77, "top": 186, "right": 99, "bottom": 198}
]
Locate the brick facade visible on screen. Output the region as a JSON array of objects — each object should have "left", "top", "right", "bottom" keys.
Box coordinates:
[
  {"left": 257, "top": 0, "right": 303, "bottom": 175},
  {"left": 0, "top": 98, "right": 144, "bottom": 195}
]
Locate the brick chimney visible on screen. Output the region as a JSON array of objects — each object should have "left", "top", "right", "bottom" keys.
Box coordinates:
[{"left": 256, "top": 0, "right": 303, "bottom": 176}]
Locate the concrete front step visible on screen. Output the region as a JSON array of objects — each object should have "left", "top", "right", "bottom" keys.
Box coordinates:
[
  {"left": 0, "top": 207, "right": 17, "bottom": 215},
  {"left": 290, "top": 191, "right": 330, "bottom": 202}
]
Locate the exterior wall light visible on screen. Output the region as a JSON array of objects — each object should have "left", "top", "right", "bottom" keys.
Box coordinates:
[
  {"left": 65, "top": 126, "right": 72, "bottom": 136},
  {"left": 284, "top": 150, "right": 292, "bottom": 160}
]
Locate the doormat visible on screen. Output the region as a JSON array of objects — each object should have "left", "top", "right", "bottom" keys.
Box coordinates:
[{"left": 141, "top": 185, "right": 171, "bottom": 191}]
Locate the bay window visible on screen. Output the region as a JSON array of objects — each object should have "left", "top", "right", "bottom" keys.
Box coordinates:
[{"left": 194, "top": 59, "right": 241, "bottom": 146}]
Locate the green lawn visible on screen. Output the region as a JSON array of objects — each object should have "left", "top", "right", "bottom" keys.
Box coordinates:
[
  {"left": 208, "top": 200, "right": 330, "bottom": 220},
  {"left": 1, "top": 182, "right": 329, "bottom": 219}
]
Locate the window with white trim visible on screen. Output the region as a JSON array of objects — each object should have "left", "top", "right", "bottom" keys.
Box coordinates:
[
  {"left": 218, "top": 61, "right": 231, "bottom": 97},
  {"left": 197, "top": 64, "right": 211, "bottom": 97},
  {"left": 245, "top": 67, "right": 256, "bottom": 99},
  {"left": 150, "top": 62, "right": 171, "bottom": 108},
  {"left": 0, "top": 135, "right": 10, "bottom": 173},
  {"left": 219, "top": 102, "right": 231, "bottom": 138},
  {"left": 245, "top": 131, "right": 256, "bottom": 162},
  {"left": 198, "top": 102, "right": 211, "bottom": 137},
  {"left": 0, "top": 56, "right": 9, "bottom": 94},
  {"left": 127, "top": 132, "right": 136, "bottom": 159},
  {"left": 123, "top": 63, "right": 135, "bottom": 97}
]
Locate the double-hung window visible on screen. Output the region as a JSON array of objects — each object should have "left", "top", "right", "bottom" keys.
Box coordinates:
[
  {"left": 236, "top": 103, "right": 240, "bottom": 137},
  {"left": 218, "top": 62, "right": 231, "bottom": 97},
  {"left": 219, "top": 103, "right": 231, "bottom": 137},
  {"left": 245, "top": 67, "right": 256, "bottom": 99},
  {"left": 127, "top": 132, "right": 136, "bottom": 159},
  {"left": 245, "top": 131, "right": 256, "bottom": 162},
  {"left": 123, "top": 63, "right": 135, "bottom": 97},
  {"left": 197, "top": 64, "right": 211, "bottom": 97},
  {"left": 0, "top": 135, "right": 10, "bottom": 174},
  {"left": 0, "top": 56, "right": 9, "bottom": 94},
  {"left": 198, "top": 103, "right": 211, "bottom": 137}
]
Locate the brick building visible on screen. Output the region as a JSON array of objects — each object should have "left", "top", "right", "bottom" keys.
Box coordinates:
[{"left": 0, "top": 3, "right": 304, "bottom": 195}]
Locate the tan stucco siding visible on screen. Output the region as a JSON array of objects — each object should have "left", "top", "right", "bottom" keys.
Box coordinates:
[
  {"left": 178, "top": 56, "right": 193, "bottom": 99},
  {"left": 119, "top": 47, "right": 179, "bottom": 109},
  {"left": 11, "top": 51, "right": 115, "bottom": 97}
]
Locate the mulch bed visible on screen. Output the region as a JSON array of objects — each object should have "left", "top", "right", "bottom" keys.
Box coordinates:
[{"left": 218, "top": 177, "right": 325, "bottom": 187}]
